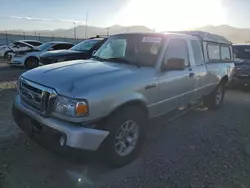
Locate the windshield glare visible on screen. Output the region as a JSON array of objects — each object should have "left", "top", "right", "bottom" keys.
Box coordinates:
[
  {"left": 71, "top": 39, "right": 99, "bottom": 51},
  {"left": 94, "top": 35, "right": 163, "bottom": 67},
  {"left": 37, "top": 43, "right": 53, "bottom": 51}
]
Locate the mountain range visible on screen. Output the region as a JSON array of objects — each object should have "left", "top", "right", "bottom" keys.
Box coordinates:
[{"left": 2, "top": 25, "right": 250, "bottom": 43}]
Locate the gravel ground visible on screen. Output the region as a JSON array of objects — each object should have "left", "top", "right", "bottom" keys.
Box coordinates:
[{"left": 1, "top": 61, "right": 250, "bottom": 188}]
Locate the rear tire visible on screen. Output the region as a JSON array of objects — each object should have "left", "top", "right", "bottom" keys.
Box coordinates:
[
  {"left": 204, "top": 84, "right": 225, "bottom": 110},
  {"left": 25, "top": 57, "right": 39, "bottom": 69},
  {"left": 99, "top": 106, "right": 146, "bottom": 167}
]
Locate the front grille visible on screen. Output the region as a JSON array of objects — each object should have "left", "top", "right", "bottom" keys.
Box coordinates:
[{"left": 20, "top": 78, "right": 57, "bottom": 116}]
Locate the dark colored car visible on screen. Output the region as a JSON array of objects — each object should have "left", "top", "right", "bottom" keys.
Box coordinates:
[
  {"left": 230, "top": 44, "right": 250, "bottom": 87},
  {"left": 39, "top": 36, "right": 108, "bottom": 65}
]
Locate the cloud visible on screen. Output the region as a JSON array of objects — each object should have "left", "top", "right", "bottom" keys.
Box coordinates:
[{"left": 0, "top": 16, "right": 85, "bottom": 24}]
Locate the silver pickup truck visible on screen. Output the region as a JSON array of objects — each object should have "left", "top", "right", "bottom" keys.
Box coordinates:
[{"left": 13, "top": 31, "right": 235, "bottom": 166}]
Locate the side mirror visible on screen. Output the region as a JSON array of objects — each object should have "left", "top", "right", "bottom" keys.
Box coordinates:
[
  {"left": 162, "top": 58, "right": 185, "bottom": 71},
  {"left": 92, "top": 50, "right": 97, "bottom": 56}
]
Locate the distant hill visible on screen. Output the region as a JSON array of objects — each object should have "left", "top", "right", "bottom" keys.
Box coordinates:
[
  {"left": 197, "top": 25, "right": 250, "bottom": 43},
  {"left": 2, "top": 25, "right": 250, "bottom": 43},
  {"left": 2, "top": 25, "right": 154, "bottom": 39}
]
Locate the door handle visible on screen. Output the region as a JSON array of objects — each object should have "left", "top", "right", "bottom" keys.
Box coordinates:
[{"left": 189, "top": 72, "right": 195, "bottom": 78}]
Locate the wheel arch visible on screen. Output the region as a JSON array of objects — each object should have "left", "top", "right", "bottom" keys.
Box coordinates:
[
  {"left": 24, "top": 56, "right": 39, "bottom": 67},
  {"left": 219, "top": 75, "right": 229, "bottom": 86},
  {"left": 109, "top": 99, "right": 149, "bottom": 120}
]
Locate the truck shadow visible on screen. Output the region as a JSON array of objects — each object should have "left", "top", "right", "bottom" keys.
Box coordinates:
[{"left": 1, "top": 89, "right": 247, "bottom": 188}]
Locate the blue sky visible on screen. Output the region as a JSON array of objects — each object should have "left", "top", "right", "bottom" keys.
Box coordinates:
[{"left": 0, "top": 0, "right": 250, "bottom": 31}]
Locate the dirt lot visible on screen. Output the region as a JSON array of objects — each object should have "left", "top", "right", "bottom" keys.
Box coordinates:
[{"left": 1, "top": 60, "right": 250, "bottom": 188}]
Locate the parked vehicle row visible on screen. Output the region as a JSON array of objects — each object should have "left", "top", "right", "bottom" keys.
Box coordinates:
[
  {"left": 0, "top": 40, "right": 43, "bottom": 58},
  {"left": 9, "top": 41, "right": 74, "bottom": 69},
  {"left": 13, "top": 31, "right": 235, "bottom": 166},
  {"left": 39, "top": 36, "right": 107, "bottom": 66},
  {"left": 3, "top": 36, "right": 108, "bottom": 69}
]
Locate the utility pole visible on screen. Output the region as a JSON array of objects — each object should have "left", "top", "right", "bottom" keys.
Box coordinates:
[
  {"left": 5, "top": 31, "right": 8, "bottom": 45},
  {"left": 73, "top": 22, "right": 76, "bottom": 39},
  {"left": 107, "top": 27, "right": 109, "bottom": 36},
  {"left": 85, "top": 12, "right": 88, "bottom": 39}
]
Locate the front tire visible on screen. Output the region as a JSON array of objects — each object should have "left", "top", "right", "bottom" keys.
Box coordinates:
[
  {"left": 25, "top": 57, "right": 39, "bottom": 69},
  {"left": 99, "top": 106, "right": 146, "bottom": 167},
  {"left": 4, "top": 51, "right": 10, "bottom": 59},
  {"left": 204, "top": 84, "right": 225, "bottom": 110}
]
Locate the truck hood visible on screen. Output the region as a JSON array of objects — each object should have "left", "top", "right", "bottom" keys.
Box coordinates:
[{"left": 22, "top": 59, "right": 152, "bottom": 98}]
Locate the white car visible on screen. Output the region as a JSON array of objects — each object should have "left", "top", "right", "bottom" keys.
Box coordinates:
[
  {"left": 0, "top": 40, "right": 43, "bottom": 58},
  {"left": 10, "top": 41, "right": 74, "bottom": 69}
]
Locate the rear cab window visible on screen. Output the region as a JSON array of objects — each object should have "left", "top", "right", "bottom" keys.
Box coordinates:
[
  {"left": 207, "top": 44, "right": 220, "bottom": 60},
  {"left": 207, "top": 43, "right": 232, "bottom": 61}
]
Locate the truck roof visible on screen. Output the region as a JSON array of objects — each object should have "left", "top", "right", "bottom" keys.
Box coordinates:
[
  {"left": 113, "top": 31, "right": 232, "bottom": 45},
  {"left": 233, "top": 43, "right": 250, "bottom": 46},
  {"left": 166, "top": 31, "right": 232, "bottom": 45}
]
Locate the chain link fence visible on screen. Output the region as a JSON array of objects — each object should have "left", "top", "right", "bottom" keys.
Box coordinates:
[{"left": 0, "top": 32, "right": 84, "bottom": 46}]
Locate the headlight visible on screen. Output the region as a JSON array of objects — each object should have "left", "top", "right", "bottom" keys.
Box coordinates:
[{"left": 53, "top": 95, "right": 88, "bottom": 117}]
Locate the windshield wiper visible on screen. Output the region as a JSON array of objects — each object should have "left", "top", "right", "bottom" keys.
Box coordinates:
[
  {"left": 91, "top": 55, "right": 105, "bottom": 62},
  {"left": 105, "top": 57, "right": 141, "bottom": 68}
]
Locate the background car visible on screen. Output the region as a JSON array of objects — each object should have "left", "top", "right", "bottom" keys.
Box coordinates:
[
  {"left": 9, "top": 41, "right": 74, "bottom": 69},
  {"left": 39, "top": 36, "right": 108, "bottom": 65},
  {"left": 0, "top": 40, "right": 43, "bottom": 58},
  {"left": 230, "top": 44, "right": 250, "bottom": 88}
]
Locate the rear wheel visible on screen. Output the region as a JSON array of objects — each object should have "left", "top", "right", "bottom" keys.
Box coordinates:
[
  {"left": 99, "top": 106, "right": 146, "bottom": 167},
  {"left": 204, "top": 84, "right": 225, "bottom": 110},
  {"left": 25, "top": 57, "right": 39, "bottom": 69}
]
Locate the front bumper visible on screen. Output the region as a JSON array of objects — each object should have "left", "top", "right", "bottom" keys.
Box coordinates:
[
  {"left": 13, "top": 95, "right": 109, "bottom": 151},
  {"left": 10, "top": 57, "right": 25, "bottom": 66}
]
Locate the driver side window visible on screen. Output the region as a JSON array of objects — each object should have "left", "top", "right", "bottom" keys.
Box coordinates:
[{"left": 164, "top": 39, "right": 190, "bottom": 67}]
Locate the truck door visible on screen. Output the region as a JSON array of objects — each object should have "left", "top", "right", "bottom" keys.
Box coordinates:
[
  {"left": 188, "top": 39, "right": 210, "bottom": 98},
  {"left": 157, "top": 38, "right": 197, "bottom": 114}
]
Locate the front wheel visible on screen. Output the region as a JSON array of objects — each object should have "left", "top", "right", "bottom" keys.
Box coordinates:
[
  {"left": 204, "top": 84, "right": 225, "bottom": 110},
  {"left": 25, "top": 57, "right": 39, "bottom": 69},
  {"left": 4, "top": 51, "right": 11, "bottom": 59},
  {"left": 99, "top": 106, "right": 146, "bottom": 167}
]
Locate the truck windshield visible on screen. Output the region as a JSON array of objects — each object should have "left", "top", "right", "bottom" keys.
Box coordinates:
[
  {"left": 71, "top": 39, "right": 99, "bottom": 51},
  {"left": 93, "top": 34, "right": 164, "bottom": 67},
  {"left": 233, "top": 45, "right": 250, "bottom": 59}
]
